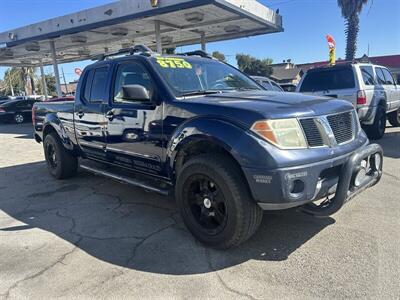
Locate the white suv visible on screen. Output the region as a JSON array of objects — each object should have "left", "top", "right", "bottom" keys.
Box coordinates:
[{"left": 297, "top": 63, "right": 400, "bottom": 139}]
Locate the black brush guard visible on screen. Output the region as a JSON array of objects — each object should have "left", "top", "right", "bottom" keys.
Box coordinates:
[{"left": 301, "top": 143, "right": 383, "bottom": 217}]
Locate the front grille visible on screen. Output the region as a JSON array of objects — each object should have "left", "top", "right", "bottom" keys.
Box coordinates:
[
  {"left": 300, "top": 118, "right": 324, "bottom": 147},
  {"left": 327, "top": 111, "right": 354, "bottom": 144}
]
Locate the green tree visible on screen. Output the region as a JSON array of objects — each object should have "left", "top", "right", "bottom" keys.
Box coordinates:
[
  {"left": 38, "top": 74, "right": 57, "bottom": 96},
  {"left": 337, "top": 0, "right": 369, "bottom": 60},
  {"left": 236, "top": 54, "right": 273, "bottom": 76},
  {"left": 212, "top": 51, "right": 226, "bottom": 62},
  {"left": 3, "top": 67, "right": 37, "bottom": 95}
]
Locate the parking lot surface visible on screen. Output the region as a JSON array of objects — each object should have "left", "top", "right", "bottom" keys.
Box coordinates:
[{"left": 0, "top": 123, "right": 399, "bottom": 299}]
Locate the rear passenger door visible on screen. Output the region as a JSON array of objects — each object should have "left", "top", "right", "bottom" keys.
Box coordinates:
[
  {"left": 74, "top": 65, "right": 110, "bottom": 161},
  {"left": 380, "top": 68, "right": 399, "bottom": 111}
]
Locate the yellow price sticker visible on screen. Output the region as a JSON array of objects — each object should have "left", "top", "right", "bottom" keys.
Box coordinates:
[{"left": 156, "top": 57, "right": 192, "bottom": 69}]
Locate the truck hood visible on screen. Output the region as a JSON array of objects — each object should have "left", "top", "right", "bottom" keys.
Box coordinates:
[{"left": 180, "top": 91, "right": 355, "bottom": 126}]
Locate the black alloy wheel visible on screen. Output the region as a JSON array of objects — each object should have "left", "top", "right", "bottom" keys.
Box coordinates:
[{"left": 184, "top": 174, "right": 228, "bottom": 236}]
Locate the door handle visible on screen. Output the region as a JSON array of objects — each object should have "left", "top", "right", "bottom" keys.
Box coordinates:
[
  {"left": 76, "top": 111, "right": 84, "bottom": 118},
  {"left": 105, "top": 110, "right": 114, "bottom": 121}
]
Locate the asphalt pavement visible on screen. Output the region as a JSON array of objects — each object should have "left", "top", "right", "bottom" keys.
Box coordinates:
[{"left": 0, "top": 123, "right": 399, "bottom": 299}]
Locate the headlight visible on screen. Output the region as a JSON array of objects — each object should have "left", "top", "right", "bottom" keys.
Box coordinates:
[{"left": 250, "top": 118, "right": 307, "bottom": 149}]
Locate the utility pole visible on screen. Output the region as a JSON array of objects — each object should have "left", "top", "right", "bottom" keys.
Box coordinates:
[{"left": 61, "top": 67, "right": 68, "bottom": 95}]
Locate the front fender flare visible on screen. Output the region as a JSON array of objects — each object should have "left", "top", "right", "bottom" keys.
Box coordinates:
[{"left": 166, "top": 118, "right": 276, "bottom": 174}]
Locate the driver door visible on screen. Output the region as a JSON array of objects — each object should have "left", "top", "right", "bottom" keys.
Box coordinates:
[{"left": 103, "top": 61, "right": 164, "bottom": 176}]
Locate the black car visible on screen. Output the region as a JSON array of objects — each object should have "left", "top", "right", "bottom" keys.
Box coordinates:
[
  {"left": 0, "top": 99, "right": 39, "bottom": 124},
  {"left": 0, "top": 96, "right": 11, "bottom": 105}
]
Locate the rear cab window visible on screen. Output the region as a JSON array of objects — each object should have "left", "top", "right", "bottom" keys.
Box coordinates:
[{"left": 299, "top": 66, "right": 355, "bottom": 92}]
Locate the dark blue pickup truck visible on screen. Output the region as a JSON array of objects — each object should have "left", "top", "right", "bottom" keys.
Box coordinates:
[{"left": 33, "top": 47, "right": 383, "bottom": 249}]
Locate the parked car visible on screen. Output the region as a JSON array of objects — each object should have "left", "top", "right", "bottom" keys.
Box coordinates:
[
  {"left": 33, "top": 47, "right": 383, "bottom": 249},
  {"left": 43, "top": 96, "right": 74, "bottom": 102},
  {"left": 0, "top": 96, "right": 11, "bottom": 105},
  {"left": 251, "top": 76, "right": 284, "bottom": 91},
  {"left": 297, "top": 63, "right": 400, "bottom": 139},
  {"left": 0, "top": 98, "right": 39, "bottom": 124},
  {"left": 280, "top": 83, "right": 297, "bottom": 92}
]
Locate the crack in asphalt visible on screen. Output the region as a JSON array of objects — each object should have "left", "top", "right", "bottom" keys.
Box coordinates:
[
  {"left": 0, "top": 167, "right": 184, "bottom": 298},
  {"left": 383, "top": 171, "right": 400, "bottom": 181},
  {"left": 205, "top": 249, "right": 257, "bottom": 300},
  {"left": 1, "top": 239, "right": 82, "bottom": 300}
]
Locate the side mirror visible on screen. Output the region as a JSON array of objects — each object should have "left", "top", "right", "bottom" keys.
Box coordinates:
[{"left": 122, "top": 84, "right": 150, "bottom": 102}]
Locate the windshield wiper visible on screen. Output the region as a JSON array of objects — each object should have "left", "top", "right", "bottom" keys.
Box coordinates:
[
  {"left": 235, "top": 87, "right": 261, "bottom": 91},
  {"left": 181, "top": 90, "right": 221, "bottom": 97}
]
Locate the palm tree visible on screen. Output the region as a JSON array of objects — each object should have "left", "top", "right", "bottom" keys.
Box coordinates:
[{"left": 337, "top": 0, "right": 368, "bottom": 61}]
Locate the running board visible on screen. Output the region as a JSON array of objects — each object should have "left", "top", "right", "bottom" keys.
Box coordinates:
[{"left": 80, "top": 164, "right": 169, "bottom": 195}]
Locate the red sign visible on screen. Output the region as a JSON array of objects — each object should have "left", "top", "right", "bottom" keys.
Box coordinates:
[{"left": 74, "top": 68, "right": 82, "bottom": 76}]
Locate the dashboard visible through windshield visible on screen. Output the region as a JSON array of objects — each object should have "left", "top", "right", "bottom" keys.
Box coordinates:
[{"left": 150, "top": 56, "right": 262, "bottom": 96}]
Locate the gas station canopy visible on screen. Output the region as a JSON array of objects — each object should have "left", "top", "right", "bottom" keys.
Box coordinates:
[{"left": 0, "top": 0, "right": 282, "bottom": 67}]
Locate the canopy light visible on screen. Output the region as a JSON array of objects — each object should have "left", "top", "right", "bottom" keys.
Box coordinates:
[
  {"left": 111, "top": 27, "right": 128, "bottom": 36},
  {"left": 224, "top": 25, "right": 240, "bottom": 33},
  {"left": 78, "top": 49, "right": 90, "bottom": 56},
  {"left": 20, "top": 59, "right": 32, "bottom": 65},
  {"left": 25, "top": 42, "right": 40, "bottom": 51},
  {"left": 185, "top": 12, "right": 204, "bottom": 23},
  {"left": 161, "top": 36, "right": 173, "bottom": 44},
  {"left": 71, "top": 35, "right": 87, "bottom": 43},
  {"left": 121, "top": 42, "right": 133, "bottom": 48},
  {"left": 0, "top": 48, "right": 13, "bottom": 57}
]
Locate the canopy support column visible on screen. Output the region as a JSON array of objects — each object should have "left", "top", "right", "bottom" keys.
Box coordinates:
[
  {"left": 39, "top": 60, "right": 48, "bottom": 100},
  {"left": 200, "top": 32, "right": 206, "bottom": 51},
  {"left": 155, "top": 20, "right": 162, "bottom": 54},
  {"left": 50, "top": 40, "right": 62, "bottom": 98}
]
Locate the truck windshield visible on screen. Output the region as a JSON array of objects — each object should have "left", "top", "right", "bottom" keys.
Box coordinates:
[{"left": 150, "top": 56, "right": 261, "bottom": 96}]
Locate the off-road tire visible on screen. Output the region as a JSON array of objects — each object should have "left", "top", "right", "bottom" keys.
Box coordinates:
[
  {"left": 388, "top": 108, "right": 400, "bottom": 127},
  {"left": 44, "top": 133, "right": 78, "bottom": 179},
  {"left": 364, "top": 105, "right": 386, "bottom": 140},
  {"left": 176, "top": 154, "right": 263, "bottom": 249}
]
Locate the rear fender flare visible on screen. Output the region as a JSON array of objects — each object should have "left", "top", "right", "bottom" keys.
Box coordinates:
[{"left": 43, "top": 115, "right": 75, "bottom": 152}]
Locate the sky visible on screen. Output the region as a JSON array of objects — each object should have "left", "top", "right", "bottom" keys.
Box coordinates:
[{"left": 0, "top": 0, "right": 399, "bottom": 84}]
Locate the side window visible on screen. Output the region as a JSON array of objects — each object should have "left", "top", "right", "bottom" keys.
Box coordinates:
[
  {"left": 83, "top": 70, "right": 94, "bottom": 101},
  {"left": 90, "top": 67, "right": 109, "bottom": 102},
  {"left": 375, "top": 68, "right": 387, "bottom": 85},
  {"left": 16, "top": 101, "right": 27, "bottom": 108},
  {"left": 360, "top": 66, "right": 375, "bottom": 85},
  {"left": 381, "top": 68, "right": 395, "bottom": 85},
  {"left": 82, "top": 67, "right": 108, "bottom": 102},
  {"left": 261, "top": 81, "right": 272, "bottom": 90},
  {"left": 113, "top": 62, "right": 153, "bottom": 103},
  {"left": 271, "top": 81, "right": 283, "bottom": 91}
]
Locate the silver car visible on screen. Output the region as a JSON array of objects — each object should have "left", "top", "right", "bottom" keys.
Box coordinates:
[
  {"left": 251, "top": 76, "right": 284, "bottom": 92},
  {"left": 297, "top": 63, "right": 400, "bottom": 139}
]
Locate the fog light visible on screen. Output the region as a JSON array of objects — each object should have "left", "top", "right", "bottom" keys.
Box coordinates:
[
  {"left": 290, "top": 179, "right": 305, "bottom": 194},
  {"left": 354, "top": 168, "right": 367, "bottom": 187}
]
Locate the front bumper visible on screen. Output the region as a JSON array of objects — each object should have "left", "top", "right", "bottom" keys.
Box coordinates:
[{"left": 243, "top": 143, "right": 383, "bottom": 215}]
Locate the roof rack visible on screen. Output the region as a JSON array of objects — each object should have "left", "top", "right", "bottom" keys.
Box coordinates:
[
  {"left": 177, "top": 50, "right": 213, "bottom": 59},
  {"left": 92, "top": 45, "right": 154, "bottom": 61}
]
